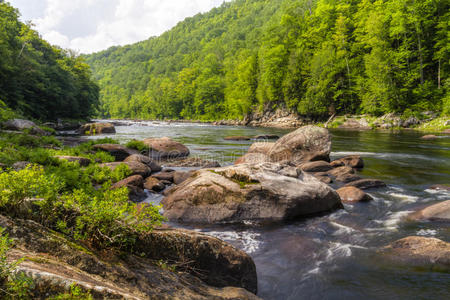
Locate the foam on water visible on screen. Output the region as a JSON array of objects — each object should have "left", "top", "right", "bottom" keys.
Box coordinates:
[
  {"left": 376, "top": 210, "right": 414, "bottom": 230},
  {"left": 201, "top": 230, "right": 262, "bottom": 254},
  {"left": 416, "top": 229, "right": 438, "bottom": 236},
  {"left": 387, "top": 192, "right": 419, "bottom": 203}
]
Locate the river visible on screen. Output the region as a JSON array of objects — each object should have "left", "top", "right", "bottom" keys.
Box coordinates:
[{"left": 88, "top": 120, "right": 450, "bottom": 300}]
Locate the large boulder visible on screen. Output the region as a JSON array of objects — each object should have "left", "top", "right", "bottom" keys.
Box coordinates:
[
  {"left": 408, "top": 200, "right": 450, "bottom": 222},
  {"left": 93, "top": 144, "right": 138, "bottom": 161},
  {"left": 2, "top": 119, "right": 48, "bottom": 135},
  {"left": 78, "top": 122, "right": 116, "bottom": 135},
  {"left": 247, "top": 142, "right": 275, "bottom": 155},
  {"left": 124, "top": 154, "right": 162, "bottom": 172},
  {"left": 100, "top": 162, "right": 151, "bottom": 178},
  {"left": 380, "top": 236, "right": 450, "bottom": 272},
  {"left": 162, "top": 163, "right": 342, "bottom": 223},
  {"left": 0, "top": 214, "right": 260, "bottom": 299},
  {"left": 143, "top": 137, "right": 190, "bottom": 159},
  {"left": 268, "top": 125, "right": 332, "bottom": 164},
  {"left": 111, "top": 175, "right": 146, "bottom": 201}
]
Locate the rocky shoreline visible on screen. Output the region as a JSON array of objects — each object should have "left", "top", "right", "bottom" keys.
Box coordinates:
[{"left": 1, "top": 119, "right": 449, "bottom": 298}]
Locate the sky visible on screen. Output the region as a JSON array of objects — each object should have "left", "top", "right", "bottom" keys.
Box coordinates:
[{"left": 9, "top": 0, "right": 228, "bottom": 54}]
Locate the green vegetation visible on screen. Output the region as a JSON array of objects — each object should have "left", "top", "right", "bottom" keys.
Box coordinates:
[
  {"left": 126, "top": 140, "right": 149, "bottom": 152},
  {"left": 86, "top": 0, "right": 449, "bottom": 121},
  {"left": 0, "top": 133, "right": 164, "bottom": 250},
  {"left": 0, "top": 1, "right": 99, "bottom": 121}
]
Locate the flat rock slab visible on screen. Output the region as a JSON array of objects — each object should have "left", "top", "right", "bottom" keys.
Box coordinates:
[{"left": 408, "top": 200, "right": 450, "bottom": 221}]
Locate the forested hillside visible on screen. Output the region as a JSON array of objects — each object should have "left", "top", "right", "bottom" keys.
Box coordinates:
[
  {"left": 86, "top": 0, "right": 449, "bottom": 121},
  {"left": 0, "top": 1, "right": 99, "bottom": 121}
]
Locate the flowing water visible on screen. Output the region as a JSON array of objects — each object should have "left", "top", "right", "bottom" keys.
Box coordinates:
[{"left": 89, "top": 120, "right": 450, "bottom": 300}]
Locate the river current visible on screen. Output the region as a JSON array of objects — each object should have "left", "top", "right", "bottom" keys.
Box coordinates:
[{"left": 88, "top": 120, "right": 450, "bottom": 300}]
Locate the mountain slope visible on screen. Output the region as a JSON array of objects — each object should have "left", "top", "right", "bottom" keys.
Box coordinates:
[{"left": 86, "top": 0, "right": 449, "bottom": 121}]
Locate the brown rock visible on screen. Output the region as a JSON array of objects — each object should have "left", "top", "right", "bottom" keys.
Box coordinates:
[
  {"left": 327, "top": 166, "right": 355, "bottom": 178},
  {"left": 55, "top": 155, "right": 91, "bottom": 167},
  {"left": 100, "top": 162, "right": 152, "bottom": 178},
  {"left": 421, "top": 135, "right": 437, "bottom": 140},
  {"left": 143, "top": 137, "right": 190, "bottom": 159},
  {"left": 381, "top": 236, "right": 450, "bottom": 272},
  {"left": 330, "top": 160, "right": 345, "bottom": 168},
  {"left": 332, "top": 155, "right": 364, "bottom": 168},
  {"left": 408, "top": 200, "right": 450, "bottom": 221},
  {"left": 162, "top": 163, "right": 342, "bottom": 223},
  {"left": 336, "top": 186, "right": 373, "bottom": 203},
  {"left": 345, "top": 178, "right": 386, "bottom": 190},
  {"left": 301, "top": 161, "right": 333, "bottom": 173},
  {"left": 335, "top": 173, "right": 362, "bottom": 183},
  {"left": 163, "top": 157, "right": 220, "bottom": 168},
  {"left": 173, "top": 171, "right": 195, "bottom": 185},
  {"left": 93, "top": 144, "right": 138, "bottom": 161},
  {"left": 269, "top": 126, "right": 332, "bottom": 164},
  {"left": 247, "top": 142, "right": 275, "bottom": 155},
  {"left": 429, "top": 184, "right": 450, "bottom": 191},
  {"left": 111, "top": 175, "right": 144, "bottom": 189},
  {"left": 124, "top": 154, "right": 162, "bottom": 172},
  {"left": 78, "top": 122, "right": 116, "bottom": 135},
  {"left": 235, "top": 153, "right": 269, "bottom": 165},
  {"left": 144, "top": 177, "right": 166, "bottom": 192},
  {"left": 152, "top": 171, "right": 175, "bottom": 182}
]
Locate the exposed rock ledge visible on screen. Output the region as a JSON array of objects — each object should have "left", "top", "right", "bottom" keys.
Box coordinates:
[{"left": 1, "top": 214, "right": 259, "bottom": 299}]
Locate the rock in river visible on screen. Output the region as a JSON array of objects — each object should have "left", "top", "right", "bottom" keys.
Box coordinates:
[
  {"left": 78, "top": 122, "right": 116, "bottom": 135},
  {"left": 336, "top": 186, "right": 373, "bottom": 203},
  {"left": 301, "top": 161, "right": 333, "bottom": 173},
  {"left": 162, "top": 162, "right": 342, "bottom": 223},
  {"left": 408, "top": 200, "right": 450, "bottom": 221},
  {"left": 124, "top": 154, "right": 162, "bottom": 172},
  {"left": 331, "top": 155, "right": 364, "bottom": 169},
  {"left": 268, "top": 125, "right": 332, "bottom": 164},
  {"left": 143, "top": 137, "right": 190, "bottom": 159},
  {"left": 380, "top": 236, "right": 450, "bottom": 272},
  {"left": 345, "top": 178, "right": 387, "bottom": 190}
]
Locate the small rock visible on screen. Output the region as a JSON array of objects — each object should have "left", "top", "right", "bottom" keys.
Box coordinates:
[
  {"left": 408, "top": 200, "right": 450, "bottom": 221},
  {"left": 124, "top": 154, "right": 162, "bottom": 172},
  {"left": 111, "top": 175, "right": 146, "bottom": 201},
  {"left": 143, "top": 137, "right": 190, "bottom": 159},
  {"left": 345, "top": 179, "right": 386, "bottom": 190},
  {"left": 78, "top": 122, "right": 116, "bottom": 135},
  {"left": 421, "top": 135, "right": 437, "bottom": 140},
  {"left": 253, "top": 135, "right": 279, "bottom": 140},
  {"left": 429, "top": 184, "right": 450, "bottom": 191},
  {"left": 224, "top": 136, "right": 252, "bottom": 141},
  {"left": 93, "top": 144, "right": 138, "bottom": 161},
  {"left": 327, "top": 166, "right": 355, "bottom": 178},
  {"left": 301, "top": 161, "right": 333, "bottom": 173},
  {"left": 144, "top": 177, "right": 165, "bottom": 192},
  {"left": 336, "top": 186, "right": 373, "bottom": 203},
  {"left": 335, "top": 173, "right": 362, "bottom": 183},
  {"left": 330, "top": 160, "right": 345, "bottom": 168},
  {"left": 55, "top": 155, "right": 91, "bottom": 167},
  {"left": 12, "top": 161, "right": 32, "bottom": 171},
  {"left": 331, "top": 155, "right": 364, "bottom": 169},
  {"left": 380, "top": 236, "right": 450, "bottom": 272},
  {"left": 152, "top": 171, "right": 174, "bottom": 182}
]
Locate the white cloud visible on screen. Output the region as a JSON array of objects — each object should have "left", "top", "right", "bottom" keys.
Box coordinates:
[{"left": 10, "top": 0, "right": 228, "bottom": 54}]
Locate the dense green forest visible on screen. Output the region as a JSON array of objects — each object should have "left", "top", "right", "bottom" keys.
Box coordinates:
[
  {"left": 0, "top": 1, "right": 99, "bottom": 121},
  {"left": 86, "top": 0, "right": 449, "bottom": 121}
]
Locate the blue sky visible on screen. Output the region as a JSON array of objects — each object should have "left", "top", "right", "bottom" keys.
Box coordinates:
[{"left": 10, "top": 0, "right": 228, "bottom": 54}]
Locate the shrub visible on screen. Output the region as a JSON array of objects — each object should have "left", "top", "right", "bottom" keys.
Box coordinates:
[{"left": 126, "top": 140, "right": 148, "bottom": 152}]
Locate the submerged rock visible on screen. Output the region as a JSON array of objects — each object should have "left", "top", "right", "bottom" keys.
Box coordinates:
[
  {"left": 93, "top": 144, "right": 138, "bottom": 161},
  {"left": 162, "top": 162, "right": 342, "bottom": 223},
  {"left": 408, "top": 200, "right": 450, "bottom": 221},
  {"left": 224, "top": 136, "right": 251, "bottom": 141},
  {"left": 421, "top": 135, "right": 438, "bottom": 140},
  {"left": 380, "top": 236, "right": 450, "bottom": 272},
  {"left": 78, "top": 122, "right": 116, "bottom": 135},
  {"left": 143, "top": 137, "right": 190, "bottom": 159},
  {"left": 336, "top": 186, "right": 373, "bottom": 203}
]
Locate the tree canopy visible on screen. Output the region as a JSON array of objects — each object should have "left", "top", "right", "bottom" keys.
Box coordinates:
[
  {"left": 0, "top": 1, "right": 99, "bottom": 121},
  {"left": 82, "top": 0, "right": 447, "bottom": 121}
]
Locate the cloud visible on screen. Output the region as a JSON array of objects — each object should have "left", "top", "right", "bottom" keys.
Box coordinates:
[{"left": 10, "top": 0, "right": 228, "bottom": 54}]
